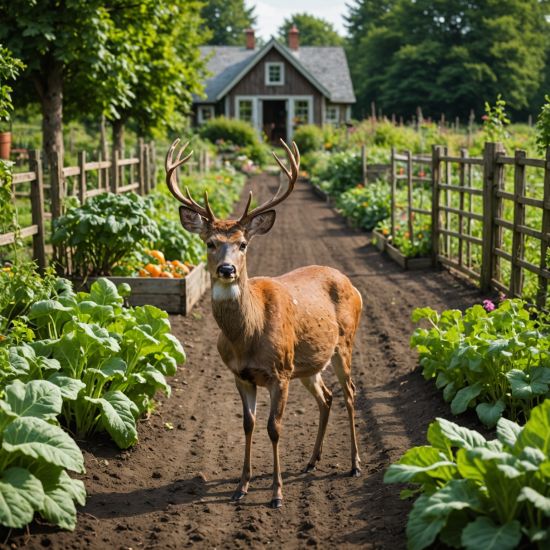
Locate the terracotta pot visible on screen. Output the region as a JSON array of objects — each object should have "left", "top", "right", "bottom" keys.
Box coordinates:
[{"left": 0, "top": 132, "right": 11, "bottom": 160}]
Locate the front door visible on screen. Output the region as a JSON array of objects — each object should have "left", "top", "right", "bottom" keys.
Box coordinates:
[{"left": 262, "top": 100, "right": 287, "bottom": 145}]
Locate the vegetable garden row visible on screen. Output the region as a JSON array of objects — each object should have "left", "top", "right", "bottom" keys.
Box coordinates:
[
  {"left": 299, "top": 125, "right": 549, "bottom": 548},
  {"left": 0, "top": 134, "right": 246, "bottom": 535}
]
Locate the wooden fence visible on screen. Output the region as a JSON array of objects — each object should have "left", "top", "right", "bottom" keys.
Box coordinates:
[{"left": 387, "top": 144, "right": 550, "bottom": 307}]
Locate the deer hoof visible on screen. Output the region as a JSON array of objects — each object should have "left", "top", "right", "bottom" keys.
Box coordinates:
[
  {"left": 231, "top": 490, "right": 247, "bottom": 502},
  {"left": 350, "top": 467, "right": 361, "bottom": 478},
  {"left": 304, "top": 463, "right": 316, "bottom": 473},
  {"left": 269, "top": 498, "right": 283, "bottom": 509}
]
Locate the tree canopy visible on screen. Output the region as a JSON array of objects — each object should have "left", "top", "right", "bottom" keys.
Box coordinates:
[
  {"left": 345, "top": 0, "right": 550, "bottom": 119},
  {"left": 277, "top": 13, "right": 343, "bottom": 46},
  {"left": 201, "top": 0, "right": 256, "bottom": 46}
]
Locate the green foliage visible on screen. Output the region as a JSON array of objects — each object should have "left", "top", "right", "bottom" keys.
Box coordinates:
[
  {"left": 0, "top": 44, "right": 24, "bottom": 125},
  {"left": 51, "top": 193, "right": 160, "bottom": 277},
  {"left": 384, "top": 401, "right": 550, "bottom": 549},
  {"left": 311, "top": 150, "right": 363, "bottom": 195},
  {"left": 0, "top": 378, "right": 85, "bottom": 530},
  {"left": 277, "top": 13, "right": 343, "bottom": 46},
  {"left": 11, "top": 278, "right": 185, "bottom": 447},
  {"left": 377, "top": 216, "right": 431, "bottom": 258},
  {"left": 482, "top": 95, "right": 510, "bottom": 143},
  {"left": 292, "top": 125, "right": 324, "bottom": 155},
  {"left": 200, "top": 117, "right": 269, "bottom": 164},
  {"left": 201, "top": 0, "right": 256, "bottom": 46},
  {"left": 345, "top": 0, "right": 549, "bottom": 119},
  {"left": 535, "top": 95, "right": 550, "bottom": 155},
  {"left": 411, "top": 299, "right": 550, "bottom": 427},
  {"left": 0, "top": 160, "right": 16, "bottom": 236},
  {"left": 336, "top": 182, "right": 390, "bottom": 231}
]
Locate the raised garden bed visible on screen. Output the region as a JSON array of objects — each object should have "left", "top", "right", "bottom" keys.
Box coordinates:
[
  {"left": 371, "top": 229, "right": 432, "bottom": 270},
  {"left": 311, "top": 183, "right": 331, "bottom": 204},
  {"left": 72, "top": 262, "right": 209, "bottom": 314}
]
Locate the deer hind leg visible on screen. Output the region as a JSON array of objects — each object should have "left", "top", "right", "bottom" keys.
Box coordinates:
[
  {"left": 300, "top": 372, "right": 333, "bottom": 472},
  {"left": 232, "top": 377, "right": 257, "bottom": 501},
  {"left": 332, "top": 348, "right": 361, "bottom": 477},
  {"left": 267, "top": 379, "right": 289, "bottom": 509}
]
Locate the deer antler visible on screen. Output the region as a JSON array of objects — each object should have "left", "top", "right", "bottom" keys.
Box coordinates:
[
  {"left": 239, "top": 139, "right": 300, "bottom": 223},
  {"left": 165, "top": 138, "right": 216, "bottom": 221}
]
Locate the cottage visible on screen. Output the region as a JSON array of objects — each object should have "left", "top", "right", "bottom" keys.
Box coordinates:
[{"left": 193, "top": 27, "right": 356, "bottom": 144}]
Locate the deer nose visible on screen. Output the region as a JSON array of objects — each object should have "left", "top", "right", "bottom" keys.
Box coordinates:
[{"left": 217, "top": 264, "right": 236, "bottom": 278}]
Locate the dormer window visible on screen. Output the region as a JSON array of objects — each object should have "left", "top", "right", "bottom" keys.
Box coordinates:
[{"left": 265, "top": 62, "right": 284, "bottom": 86}]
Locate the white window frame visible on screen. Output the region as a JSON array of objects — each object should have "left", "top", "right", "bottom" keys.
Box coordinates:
[
  {"left": 291, "top": 97, "right": 313, "bottom": 128},
  {"left": 265, "top": 62, "right": 285, "bottom": 86},
  {"left": 235, "top": 96, "right": 258, "bottom": 128},
  {"left": 325, "top": 105, "right": 339, "bottom": 125},
  {"left": 236, "top": 98, "right": 254, "bottom": 124},
  {"left": 197, "top": 105, "right": 214, "bottom": 125}
]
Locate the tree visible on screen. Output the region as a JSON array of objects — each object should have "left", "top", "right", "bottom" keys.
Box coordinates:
[
  {"left": 0, "top": 1, "right": 121, "bottom": 164},
  {"left": 277, "top": 13, "right": 343, "bottom": 46},
  {"left": 344, "top": 0, "right": 396, "bottom": 49},
  {"left": 345, "top": 0, "right": 550, "bottom": 120},
  {"left": 201, "top": 0, "right": 256, "bottom": 46},
  {"left": 0, "top": 44, "right": 24, "bottom": 127}
]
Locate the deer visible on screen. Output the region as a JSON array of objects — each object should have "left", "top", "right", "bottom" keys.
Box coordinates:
[{"left": 165, "top": 138, "right": 363, "bottom": 509}]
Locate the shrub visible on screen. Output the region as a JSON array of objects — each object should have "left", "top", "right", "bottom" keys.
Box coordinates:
[
  {"left": 293, "top": 124, "right": 324, "bottom": 154},
  {"left": 535, "top": 95, "right": 550, "bottom": 155},
  {"left": 311, "top": 150, "right": 363, "bottom": 195},
  {"left": 199, "top": 116, "right": 258, "bottom": 148},
  {"left": 384, "top": 400, "right": 550, "bottom": 550},
  {"left": 336, "top": 182, "right": 390, "bottom": 231},
  {"left": 51, "top": 193, "right": 160, "bottom": 277}
]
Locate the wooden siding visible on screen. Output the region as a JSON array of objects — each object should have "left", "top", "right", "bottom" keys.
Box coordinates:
[{"left": 226, "top": 49, "right": 323, "bottom": 123}]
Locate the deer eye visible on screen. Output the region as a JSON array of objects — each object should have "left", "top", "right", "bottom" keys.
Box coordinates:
[
  {"left": 240, "top": 241, "right": 247, "bottom": 251},
  {"left": 206, "top": 241, "right": 215, "bottom": 250}
]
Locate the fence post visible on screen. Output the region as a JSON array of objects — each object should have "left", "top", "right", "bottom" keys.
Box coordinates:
[
  {"left": 150, "top": 141, "right": 156, "bottom": 189},
  {"left": 390, "top": 147, "right": 396, "bottom": 239},
  {"left": 138, "top": 138, "right": 145, "bottom": 195},
  {"left": 406, "top": 150, "right": 414, "bottom": 248},
  {"left": 480, "top": 142, "right": 505, "bottom": 292},
  {"left": 510, "top": 150, "right": 526, "bottom": 298},
  {"left": 457, "top": 148, "right": 467, "bottom": 267},
  {"left": 78, "top": 150, "right": 86, "bottom": 204},
  {"left": 111, "top": 149, "right": 119, "bottom": 194},
  {"left": 536, "top": 147, "right": 550, "bottom": 308},
  {"left": 144, "top": 144, "right": 150, "bottom": 193},
  {"left": 431, "top": 145, "right": 442, "bottom": 267},
  {"left": 29, "top": 150, "right": 46, "bottom": 272},
  {"left": 361, "top": 144, "right": 367, "bottom": 185}
]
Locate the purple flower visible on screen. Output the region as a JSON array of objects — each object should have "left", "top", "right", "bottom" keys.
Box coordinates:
[{"left": 483, "top": 299, "right": 496, "bottom": 312}]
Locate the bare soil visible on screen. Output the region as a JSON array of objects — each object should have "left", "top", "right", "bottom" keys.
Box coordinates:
[{"left": 6, "top": 174, "right": 482, "bottom": 549}]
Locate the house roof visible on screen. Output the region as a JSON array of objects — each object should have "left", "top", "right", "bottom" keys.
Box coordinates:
[{"left": 196, "top": 38, "right": 356, "bottom": 104}]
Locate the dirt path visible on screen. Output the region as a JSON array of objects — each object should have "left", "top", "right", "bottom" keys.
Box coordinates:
[{"left": 8, "top": 174, "right": 482, "bottom": 549}]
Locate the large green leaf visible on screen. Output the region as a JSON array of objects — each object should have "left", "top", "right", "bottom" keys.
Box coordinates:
[
  {"left": 0, "top": 467, "right": 44, "bottom": 528},
  {"left": 4, "top": 379, "right": 62, "bottom": 421},
  {"left": 384, "top": 446, "right": 456, "bottom": 484},
  {"left": 85, "top": 391, "right": 138, "bottom": 449},
  {"left": 461, "top": 517, "right": 521, "bottom": 550},
  {"left": 47, "top": 373, "right": 85, "bottom": 400},
  {"left": 451, "top": 382, "right": 483, "bottom": 415},
  {"left": 496, "top": 417, "right": 522, "bottom": 448},
  {"left": 406, "top": 495, "right": 446, "bottom": 550},
  {"left": 476, "top": 400, "right": 505, "bottom": 428},
  {"left": 516, "top": 399, "right": 550, "bottom": 455},
  {"left": 3, "top": 417, "right": 85, "bottom": 473},
  {"left": 518, "top": 487, "right": 550, "bottom": 516},
  {"left": 89, "top": 278, "right": 122, "bottom": 306},
  {"left": 437, "top": 417, "right": 487, "bottom": 449}
]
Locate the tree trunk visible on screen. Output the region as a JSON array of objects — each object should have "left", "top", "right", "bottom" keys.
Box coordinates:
[
  {"left": 112, "top": 119, "right": 125, "bottom": 157},
  {"left": 100, "top": 114, "right": 108, "bottom": 159},
  {"left": 38, "top": 59, "right": 64, "bottom": 168}
]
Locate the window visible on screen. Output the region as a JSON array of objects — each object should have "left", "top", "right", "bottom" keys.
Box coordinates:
[
  {"left": 198, "top": 105, "right": 214, "bottom": 124},
  {"left": 293, "top": 100, "right": 310, "bottom": 126},
  {"left": 326, "top": 105, "right": 339, "bottom": 125},
  {"left": 265, "top": 62, "right": 284, "bottom": 85},
  {"left": 238, "top": 99, "right": 253, "bottom": 124}
]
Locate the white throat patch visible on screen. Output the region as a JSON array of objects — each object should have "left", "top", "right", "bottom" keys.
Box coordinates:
[{"left": 212, "top": 281, "right": 241, "bottom": 302}]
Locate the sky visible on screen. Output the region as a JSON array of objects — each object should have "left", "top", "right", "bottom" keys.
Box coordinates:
[{"left": 247, "top": 0, "right": 350, "bottom": 41}]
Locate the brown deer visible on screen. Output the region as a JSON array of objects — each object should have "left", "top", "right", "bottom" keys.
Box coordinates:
[{"left": 165, "top": 139, "right": 363, "bottom": 509}]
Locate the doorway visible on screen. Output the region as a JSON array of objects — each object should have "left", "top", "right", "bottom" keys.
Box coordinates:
[{"left": 262, "top": 100, "right": 287, "bottom": 144}]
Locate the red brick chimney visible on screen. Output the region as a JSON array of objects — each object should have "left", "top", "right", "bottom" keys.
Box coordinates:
[
  {"left": 245, "top": 28, "right": 255, "bottom": 50},
  {"left": 288, "top": 25, "right": 299, "bottom": 51}
]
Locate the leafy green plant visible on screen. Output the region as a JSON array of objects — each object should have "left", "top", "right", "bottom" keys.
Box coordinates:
[
  {"left": 384, "top": 400, "right": 550, "bottom": 550},
  {"left": 0, "top": 44, "right": 25, "bottom": 126},
  {"left": 0, "top": 378, "right": 85, "bottom": 530},
  {"left": 411, "top": 299, "right": 550, "bottom": 427},
  {"left": 311, "top": 150, "right": 363, "bottom": 195},
  {"left": 11, "top": 278, "right": 186, "bottom": 448},
  {"left": 293, "top": 124, "right": 324, "bottom": 154},
  {"left": 336, "top": 181, "right": 390, "bottom": 231},
  {"left": 482, "top": 95, "right": 510, "bottom": 143},
  {"left": 535, "top": 95, "right": 550, "bottom": 155},
  {"left": 51, "top": 192, "right": 160, "bottom": 277}
]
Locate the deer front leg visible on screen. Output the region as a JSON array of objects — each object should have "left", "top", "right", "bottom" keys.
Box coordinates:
[
  {"left": 267, "top": 379, "right": 289, "bottom": 509},
  {"left": 232, "top": 376, "right": 257, "bottom": 501}
]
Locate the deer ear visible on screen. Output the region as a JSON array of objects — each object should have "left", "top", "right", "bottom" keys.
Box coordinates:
[
  {"left": 245, "top": 210, "right": 276, "bottom": 238},
  {"left": 179, "top": 206, "right": 206, "bottom": 234}
]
